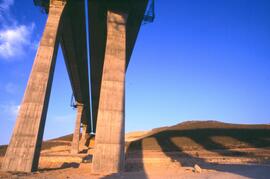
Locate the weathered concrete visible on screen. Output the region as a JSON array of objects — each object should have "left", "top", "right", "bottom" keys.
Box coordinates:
[
  {"left": 1, "top": 0, "right": 66, "bottom": 172},
  {"left": 92, "top": 10, "right": 128, "bottom": 174},
  {"left": 71, "top": 104, "right": 84, "bottom": 154},
  {"left": 2, "top": 0, "right": 149, "bottom": 174},
  {"left": 88, "top": 0, "right": 149, "bottom": 133},
  {"left": 60, "top": 0, "right": 91, "bottom": 128},
  {"left": 88, "top": 0, "right": 107, "bottom": 133},
  {"left": 80, "top": 124, "right": 88, "bottom": 147},
  {"left": 59, "top": 0, "right": 91, "bottom": 154}
]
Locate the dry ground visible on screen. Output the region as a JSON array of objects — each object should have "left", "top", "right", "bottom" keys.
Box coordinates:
[{"left": 0, "top": 121, "right": 270, "bottom": 178}]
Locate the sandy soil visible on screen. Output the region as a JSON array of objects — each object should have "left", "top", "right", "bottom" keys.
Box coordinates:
[{"left": 0, "top": 121, "right": 269, "bottom": 179}]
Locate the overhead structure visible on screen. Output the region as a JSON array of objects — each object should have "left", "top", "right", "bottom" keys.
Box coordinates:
[{"left": 1, "top": 0, "right": 154, "bottom": 174}]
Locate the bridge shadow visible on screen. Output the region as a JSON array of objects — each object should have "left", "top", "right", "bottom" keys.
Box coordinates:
[
  {"left": 80, "top": 135, "right": 95, "bottom": 154},
  {"left": 124, "top": 127, "right": 270, "bottom": 179},
  {"left": 153, "top": 128, "right": 270, "bottom": 157},
  {"left": 38, "top": 162, "right": 80, "bottom": 172},
  {"left": 101, "top": 140, "right": 148, "bottom": 179},
  {"left": 0, "top": 145, "right": 7, "bottom": 157}
]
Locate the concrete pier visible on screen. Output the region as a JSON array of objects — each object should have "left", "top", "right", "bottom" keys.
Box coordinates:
[
  {"left": 80, "top": 124, "right": 88, "bottom": 147},
  {"left": 71, "top": 104, "right": 84, "bottom": 154},
  {"left": 92, "top": 10, "right": 127, "bottom": 174},
  {"left": 2, "top": 0, "right": 150, "bottom": 174},
  {"left": 1, "top": 1, "right": 66, "bottom": 172}
]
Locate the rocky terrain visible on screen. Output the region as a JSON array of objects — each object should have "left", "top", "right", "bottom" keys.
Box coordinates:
[{"left": 0, "top": 121, "right": 269, "bottom": 178}]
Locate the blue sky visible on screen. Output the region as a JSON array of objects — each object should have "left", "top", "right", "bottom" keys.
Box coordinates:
[{"left": 0, "top": 0, "right": 270, "bottom": 145}]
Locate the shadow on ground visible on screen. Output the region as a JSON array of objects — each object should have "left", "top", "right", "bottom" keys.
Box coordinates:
[
  {"left": 123, "top": 126, "right": 270, "bottom": 179},
  {"left": 39, "top": 162, "right": 80, "bottom": 172}
]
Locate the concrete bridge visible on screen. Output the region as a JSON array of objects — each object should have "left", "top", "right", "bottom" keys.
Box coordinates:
[{"left": 1, "top": 0, "right": 152, "bottom": 174}]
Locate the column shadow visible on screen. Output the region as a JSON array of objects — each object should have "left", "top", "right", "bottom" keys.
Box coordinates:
[
  {"left": 38, "top": 162, "right": 80, "bottom": 172},
  {"left": 127, "top": 127, "right": 270, "bottom": 179},
  {"left": 0, "top": 145, "right": 7, "bottom": 157},
  {"left": 148, "top": 128, "right": 270, "bottom": 157},
  {"left": 101, "top": 140, "right": 148, "bottom": 179}
]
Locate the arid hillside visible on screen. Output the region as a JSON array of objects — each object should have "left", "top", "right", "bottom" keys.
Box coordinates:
[
  {"left": 126, "top": 120, "right": 270, "bottom": 152},
  {"left": 0, "top": 121, "right": 269, "bottom": 179}
]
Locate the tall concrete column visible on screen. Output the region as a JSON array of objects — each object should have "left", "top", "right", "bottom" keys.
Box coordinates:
[
  {"left": 71, "top": 103, "right": 84, "bottom": 154},
  {"left": 1, "top": 1, "right": 66, "bottom": 172},
  {"left": 92, "top": 10, "right": 127, "bottom": 174},
  {"left": 80, "top": 124, "right": 88, "bottom": 147}
]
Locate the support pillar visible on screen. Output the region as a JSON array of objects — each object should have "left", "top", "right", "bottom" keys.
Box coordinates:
[
  {"left": 80, "top": 124, "right": 88, "bottom": 147},
  {"left": 1, "top": 1, "right": 66, "bottom": 172},
  {"left": 92, "top": 10, "right": 127, "bottom": 174},
  {"left": 71, "top": 103, "right": 84, "bottom": 154}
]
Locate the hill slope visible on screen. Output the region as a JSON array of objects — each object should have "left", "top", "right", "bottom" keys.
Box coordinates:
[{"left": 126, "top": 120, "right": 270, "bottom": 152}]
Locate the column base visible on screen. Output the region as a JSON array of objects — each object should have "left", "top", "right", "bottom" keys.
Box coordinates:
[{"left": 92, "top": 143, "right": 125, "bottom": 174}]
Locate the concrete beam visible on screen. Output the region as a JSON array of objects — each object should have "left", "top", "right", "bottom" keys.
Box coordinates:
[
  {"left": 60, "top": 0, "right": 91, "bottom": 128},
  {"left": 126, "top": 0, "right": 149, "bottom": 67},
  {"left": 88, "top": 0, "right": 107, "bottom": 133},
  {"left": 88, "top": 0, "right": 149, "bottom": 133},
  {"left": 92, "top": 10, "right": 127, "bottom": 174},
  {"left": 1, "top": 1, "right": 66, "bottom": 172}
]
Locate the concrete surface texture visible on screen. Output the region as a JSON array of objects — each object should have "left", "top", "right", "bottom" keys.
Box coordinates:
[
  {"left": 1, "top": 0, "right": 149, "bottom": 174},
  {"left": 60, "top": 0, "right": 91, "bottom": 128},
  {"left": 1, "top": 0, "right": 66, "bottom": 172},
  {"left": 88, "top": 0, "right": 149, "bottom": 133},
  {"left": 91, "top": 10, "right": 127, "bottom": 174},
  {"left": 71, "top": 104, "right": 84, "bottom": 154},
  {"left": 1, "top": 0, "right": 270, "bottom": 177},
  {"left": 0, "top": 121, "right": 269, "bottom": 178}
]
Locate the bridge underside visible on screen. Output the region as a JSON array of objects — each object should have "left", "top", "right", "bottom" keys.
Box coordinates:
[
  {"left": 1, "top": 0, "right": 148, "bottom": 174},
  {"left": 88, "top": 0, "right": 148, "bottom": 133},
  {"left": 61, "top": 1, "right": 90, "bottom": 127}
]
